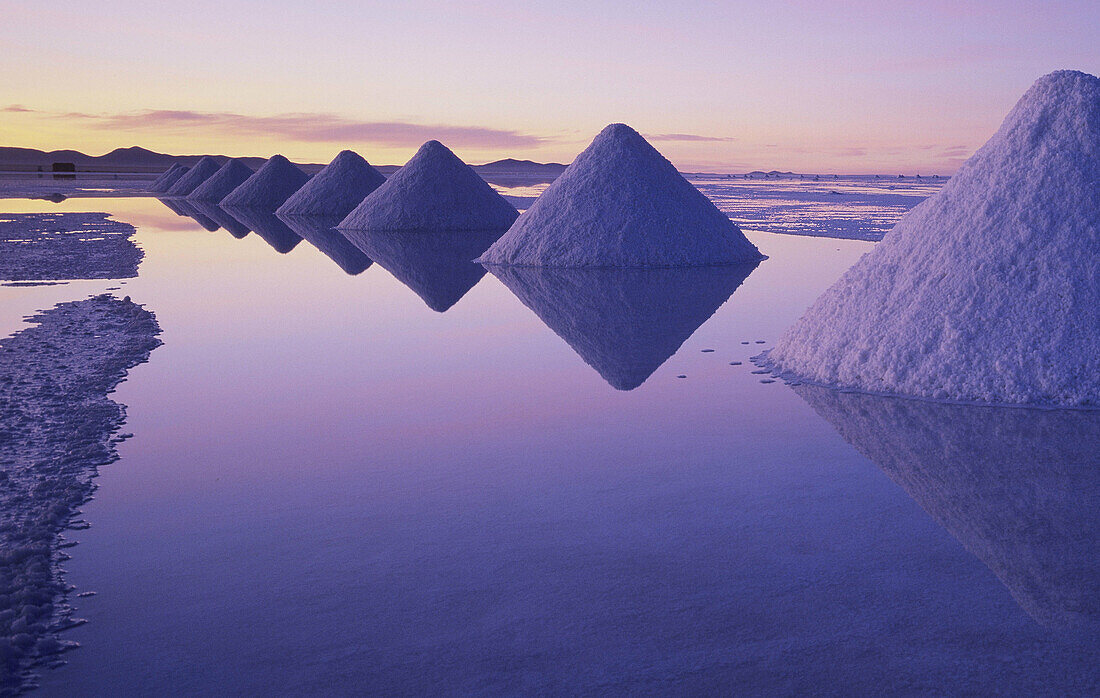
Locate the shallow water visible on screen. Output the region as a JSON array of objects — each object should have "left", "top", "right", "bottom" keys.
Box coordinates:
[{"left": 0, "top": 197, "right": 1095, "bottom": 694}]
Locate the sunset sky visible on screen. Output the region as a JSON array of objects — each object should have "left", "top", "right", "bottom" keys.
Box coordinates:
[{"left": 2, "top": 0, "right": 1097, "bottom": 172}]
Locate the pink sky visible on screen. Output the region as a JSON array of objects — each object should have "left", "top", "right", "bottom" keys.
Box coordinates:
[{"left": 2, "top": 0, "right": 1097, "bottom": 172}]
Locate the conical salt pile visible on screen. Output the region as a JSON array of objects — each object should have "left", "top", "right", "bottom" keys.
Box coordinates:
[
  {"left": 478, "top": 123, "right": 762, "bottom": 267},
  {"left": 276, "top": 150, "right": 385, "bottom": 218},
  {"left": 337, "top": 141, "right": 518, "bottom": 231},
  {"left": 220, "top": 154, "right": 308, "bottom": 209},
  {"left": 765, "top": 70, "right": 1100, "bottom": 407},
  {"left": 186, "top": 159, "right": 254, "bottom": 202},
  {"left": 164, "top": 156, "right": 221, "bottom": 196},
  {"left": 148, "top": 163, "right": 188, "bottom": 192}
]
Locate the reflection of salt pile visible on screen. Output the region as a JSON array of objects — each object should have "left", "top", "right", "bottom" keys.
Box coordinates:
[
  {"left": 148, "top": 163, "right": 188, "bottom": 193},
  {"left": 489, "top": 263, "right": 759, "bottom": 389},
  {"left": 190, "top": 202, "right": 251, "bottom": 239},
  {"left": 226, "top": 207, "right": 302, "bottom": 253},
  {"left": 342, "top": 228, "right": 502, "bottom": 311},
  {"left": 479, "top": 124, "right": 762, "bottom": 267},
  {"left": 338, "top": 141, "right": 518, "bottom": 231},
  {"left": 186, "top": 159, "right": 254, "bottom": 203},
  {"left": 766, "top": 71, "right": 1100, "bottom": 407},
  {"left": 277, "top": 150, "right": 385, "bottom": 219},
  {"left": 279, "top": 215, "right": 373, "bottom": 275},
  {"left": 170, "top": 199, "right": 220, "bottom": 231},
  {"left": 220, "top": 154, "right": 308, "bottom": 209},
  {"left": 164, "top": 156, "right": 221, "bottom": 197},
  {"left": 795, "top": 384, "right": 1100, "bottom": 630}
]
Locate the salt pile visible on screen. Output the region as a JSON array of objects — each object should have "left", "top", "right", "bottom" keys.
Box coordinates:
[
  {"left": 765, "top": 70, "right": 1100, "bottom": 407},
  {"left": 276, "top": 150, "right": 385, "bottom": 219},
  {"left": 164, "top": 156, "right": 221, "bottom": 196},
  {"left": 488, "top": 263, "right": 759, "bottom": 389},
  {"left": 337, "top": 141, "right": 518, "bottom": 231},
  {"left": 478, "top": 123, "right": 762, "bottom": 267},
  {"left": 220, "top": 154, "right": 308, "bottom": 209},
  {"left": 279, "top": 215, "right": 373, "bottom": 275},
  {"left": 186, "top": 158, "right": 254, "bottom": 203},
  {"left": 148, "top": 163, "right": 188, "bottom": 192}
]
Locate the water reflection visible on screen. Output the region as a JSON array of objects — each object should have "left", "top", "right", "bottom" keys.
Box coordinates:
[
  {"left": 156, "top": 197, "right": 219, "bottom": 232},
  {"left": 190, "top": 202, "right": 251, "bottom": 239},
  {"left": 488, "top": 263, "right": 760, "bottom": 390},
  {"left": 278, "top": 215, "right": 373, "bottom": 275},
  {"left": 223, "top": 207, "right": 303, "bottom": 254},
  {"left": 794, "top": 384, "right": 1100, "bottom": 631},
  {"left": 342, "top": 228, "right": 504, "bottom": 312}
]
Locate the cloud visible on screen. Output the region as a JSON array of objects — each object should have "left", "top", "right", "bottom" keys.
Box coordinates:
[
  {"left": 2, "top": 105, "right": 34, "bottom": 113},
  {"left": 52, "top": 108, "right": 546, "bottom": 149},
  {"left": 646, "top": 133, "right": 737, "bottom": 142}
]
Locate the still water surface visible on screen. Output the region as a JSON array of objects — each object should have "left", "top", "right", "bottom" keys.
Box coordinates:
[{"left": 0, "top": 197, "right": 1095, "bottom": 695}]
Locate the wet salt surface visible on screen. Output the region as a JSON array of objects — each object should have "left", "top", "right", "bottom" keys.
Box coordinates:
[
  {"left": 0, "top": 214, "right": 143, "bottom": 282},
  {"left": 0, "top": 198, "right": 1091, "bottom": 694}
]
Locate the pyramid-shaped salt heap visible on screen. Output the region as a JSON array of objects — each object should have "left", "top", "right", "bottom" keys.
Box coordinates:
[
  {"left": 337, "top": 141, "right": 518, "bottom": 231},
  {"left": 478, "top": 124, "right": 762, "bottom": 267},
  {"left": 187, "top": 159, "right": 254, "bottom": 203},
  {"left": 764, "top": 70, "right": 1100, "bottom": 407},
  {"left": 148, "top": 163, "right": 188, "bottom": 192},
  {"left": 277, "top": 150, "right": 385, "bottom": 219},
  {"left": 220, "top": 154, "right": 308, "bottom": 209},
  {"left": 489, "top": 264, "right": 758, "bottom": 389},
  {"left": 165, "top": 156, "right": 221, "bottom": 196}
]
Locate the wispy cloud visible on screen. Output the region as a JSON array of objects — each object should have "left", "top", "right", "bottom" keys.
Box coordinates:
[
  {"left": 23, "top": 107, "right": 547, "bottom": 149},
  {"left": 2, "top": 105, "right": 34, "bottom": 113},
  {"left": 646, "top": 133, "right": 737, "bottom": 142}
]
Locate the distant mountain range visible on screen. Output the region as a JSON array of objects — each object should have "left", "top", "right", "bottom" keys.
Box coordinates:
[{"left": 0, "top": 146, "right": 569, "bottom": 178}]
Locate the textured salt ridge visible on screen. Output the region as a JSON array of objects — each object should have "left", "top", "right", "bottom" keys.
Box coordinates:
[
  {"left": 479, "top": 124, "right": 763, "bottom": 267},
  {"left": 342, "top": 228, "right": 502, "bottom": 311},
  {"left": 338, "top": 141, "right": 518, "bottom": 232},
  {"left": 278, "top": 215, "right": 373, "bottom": 275},
  {"left": 189, "top": 203, "right": 251, "bottom": 239},
  {"left": 276, "top": 150, "right": 385, "bottom": 219},
  {"left": 795, "top": 384, "right": 1100, "bottom": 631},
  {"left": 223, "top": 207, "right": 302, "bottom": 254},
  {"left": 219, "top": 155, "right": 308, "bottom": 209},
  {"left": 0, "top": 295, "right": 162, "bottom": 694},
  {"left": 489, "top": 263, "right": 759, "bottom": 389},
  {"left": 147, "top": 164, "right": 188, "bottom": 193},
  {"left": 163, "top": 156, "right": 220, "bottom": 197},
  {"left": 765, "top": 71, "right": 1100, "bottom": 407},
  {"left": 0, "top": 213, "right": 143, "bottom": 281},
  {"left": 185, "top": 159, "right": 254, "bottom": 203}
]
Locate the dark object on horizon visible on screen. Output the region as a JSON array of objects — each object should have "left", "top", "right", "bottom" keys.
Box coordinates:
[{"left": 51, "top": 162, "right": 75, "bottom": 172}]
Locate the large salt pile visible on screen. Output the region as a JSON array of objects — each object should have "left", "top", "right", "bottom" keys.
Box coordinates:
[
  {"left": 220, "top": 154, "right": 308, "bottom": 209},
  {"left": 164, "top": 156, "right": 221, "bottom": 196},
  {"left": 148, "top": 163, "right": 188, "bottom": 193},
  {"left": 337, "top": 141, "right": 518, "bottom": 231},
  {"left": 765, "top": 70, "right": 1100, "bottom": 407},
  {"left": 186, "top": 158, "right": 254, "bottom": 203},
  {"left": 276, "top": 150, "right": 385, "bottom": 219},
  {"left": 478, "top": 123, "right": 762, "bottom": 267},
  {"left": 489, "top": 263, "right": 758, "bottom": 389}
]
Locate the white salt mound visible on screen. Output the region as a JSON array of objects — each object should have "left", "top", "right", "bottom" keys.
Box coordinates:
[
  {"left": 478, "top": 123, "right": 762, "bottom": 267},
  {"left": 164, "top": 156, "right": 221, "bottom": 196},
  {"left": 337, "top": 141, "right": 518, "bottom": 231},
  {"left": 148, "top": 163, "right": 188, "bottom": 192},
  {"left": 766, "top": 70, "right": 1100, "bottom": 408},
  {"left": 186, "top": 159, "right": 254, "bottom": 202},
  {"left": 220, "top": 154, "right": 308, "bottom": 209},
  {"left": 276, "top": 150, "right": 385, "bottom": 218}
]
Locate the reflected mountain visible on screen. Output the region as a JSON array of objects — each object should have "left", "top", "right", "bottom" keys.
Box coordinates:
[
  {"left": 278, "top": 214, "right": 373, "bottom": 275},
  {"left": 156, "top": 197, "right": 219, "bottom": 231},
  {"left": 487, "top": 263, "right": 759, "bottom": 390},
  {"left": 794, "top": 384, "right": 1100, "bottom": 631},
  {"left": 342, "top": 228, "right": 504, "bottom": 312},
  {"left": 190, "top": 202, "right": 251, "bottom": 239},
  {"left": 223, "top": 206, "right": 303, "bottom": 254}
]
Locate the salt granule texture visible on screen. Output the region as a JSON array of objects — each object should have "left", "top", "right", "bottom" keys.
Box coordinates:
[
  {"left": 337, "top": 141, "right": 518, "bottom": 231},
  {"left": 164, "top": 156, "right": 220, "bottom": 197},
  {"left": 220, "top": 154, "right": 308, "bottom": 209},
  {"left": 186, "top": 159, "right": 254, "bottom": 203},
  {"left": 478, "top": 123, "right": 763, "bottom": 267},
  {"left": 276, "top": 150, "right": 386, "bottom": 219},
  {"left": 148, "top": 163, "right": 188, "bottom": 193},
  {"left": 765, "top": 70, "right": 1100, "bottom": 407}
]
